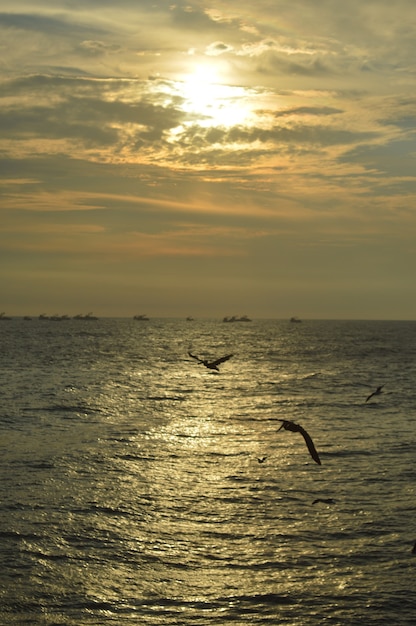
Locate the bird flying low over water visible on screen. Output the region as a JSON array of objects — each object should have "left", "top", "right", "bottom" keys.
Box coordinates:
[
  {"left": 277, "top": 420, "right": 321, "bottom": 465},
  {"left": 257, "top": 456, "right": 267, "bottom": 464},
  {"left": 365, "top": 385, "right": 384, "bottom": 402},
  {"left": 188, "top": 352, "right": 233, "bottom": 371}
]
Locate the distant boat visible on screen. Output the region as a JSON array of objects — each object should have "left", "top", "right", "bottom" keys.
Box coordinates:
[
  {"left": 23, "top": 316, "right": 32, "bottom": 321},
  {"left": 290, "top": 316, "right": 302, "bottom": 323},
  {"left": 50, "top": 314, "right": 64, "bottom": 321},
  {"left": 73, "top": 312, "right": 98, "bottom": 320},
  {"left": 223, "top": 315, "right": 251, "bottom": 322},
  {"left": 84, "top": 312, "right": 98, "bottom": 320},
  {"left": 0, "top": 312, "right": 12, "bottom": 320},
  {"left": 134, "top": 314, "right": 149, "bottom": 321},
  {"left": 186, "top": 316, "right": 194, "bottom": 321},
  {"left": 36, "top": 312, "right": 74, "bottom": 321},
  {"left": 49, "top": 314, "right": 71, "bottom": 321}
]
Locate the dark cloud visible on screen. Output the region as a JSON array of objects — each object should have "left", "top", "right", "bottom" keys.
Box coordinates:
[
  {"left": 169, "top": 4, "right": 221, "bottom": 30},
  {"left": 340, "top": 138, "right": 416, "bottom": 178},
  {"left": 0, "top": 12, "right": 104, "bottom": 37},
  {"left": 177, "top": 120, "right": 377, "bottom": 152},
  {"left": 79, "top": 40, "right": 123, "bottom": 56},
  {"left": 0, "top": 74, "right": 196, "bottom": 163},
  {"left": 252, "top": 48, "right": 343, "bottom": 78},
  {"left": 0, "top": 97, "right": 186, "bottom": 150},
  {"left": 0, "top": 103, "right": 119, "bottom": 147},
  {"left": 274, "top": 106, "right": 344, "bottom": 118},
  {"left": 206, "top": 41, "right": 233, "bottom": 56}
]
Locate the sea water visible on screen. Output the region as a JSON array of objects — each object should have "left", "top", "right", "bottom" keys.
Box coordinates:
[{"left": 0, "top": 318, "right": 415, "bottom": 625}]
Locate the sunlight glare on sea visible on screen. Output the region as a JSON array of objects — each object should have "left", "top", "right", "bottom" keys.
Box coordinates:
[{"left": 0, "top": 317, "right": 415, "bottom": 625}]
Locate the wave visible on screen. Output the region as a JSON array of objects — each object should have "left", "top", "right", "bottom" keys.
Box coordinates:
[
  {"left": 137, "top": 592, "right": 294, "bottom": 612},
  {"left": 146, "top": 395, "right": 187, "bottom": 401},
  {"left": 22, "top": 403, "right": 103, "bottom": 415},
  {"left": 322, "top": 449, "right": 374, "bottom": 457},
  {"left": 2, "top": 318, "right": 415, "bottom": 626}
]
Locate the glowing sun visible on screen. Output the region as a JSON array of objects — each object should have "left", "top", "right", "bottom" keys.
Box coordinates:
[{"left": 176, "top": 64, "right": 250, "bottom": 128}]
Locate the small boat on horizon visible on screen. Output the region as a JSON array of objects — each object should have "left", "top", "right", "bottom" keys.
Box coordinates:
[
  {"left": 134, "top": 314, "right": 150, "bottom": 321},
  {"left": 290, "top": 316, "right": 302, "bottom": 323},
  {"left": 223, "top": 315, "right": 251, "bottom": 322},
  {"left": 73, "top": 312, "right": 98, "bottom": 320}
]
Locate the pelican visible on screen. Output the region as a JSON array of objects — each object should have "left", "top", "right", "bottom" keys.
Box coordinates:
[
  {"left": 277, "top": 420, "right": 321, "bottom": 465},
  {"left": 365, "top": 385, "right": 384, "bottom": 402},
  {"left": 188, "top": 351, "right": 233, "bottom": 372}
]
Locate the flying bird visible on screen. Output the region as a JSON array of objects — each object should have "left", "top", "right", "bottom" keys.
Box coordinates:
[
  {"left": 257, "top": 456, "right": 267, "bottom": 464},
  {"left": 277, "top": 420, "right": 321, "bottom": 465},
  {"left": 188, "top": 351, "right": 233, "bottom": 372},
  {"left": 365, "top": 385, "right": 384, "bottom": 402}
]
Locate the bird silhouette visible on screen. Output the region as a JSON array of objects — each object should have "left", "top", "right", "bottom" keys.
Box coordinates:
[
  {"left": 365, "top": 385, "right": 384, "bottom": 402},
  {"left": 277, "top": 420, "right": 321, "bottom": 465},
  {"left": 257, "top": 456, "right": 267, "bottom": 463},
  {"left": 312, "top": 498, "right": 336, "bottom": 505},
  {"left": 188, "top": 351, "right": 233, "bottom": 371}
]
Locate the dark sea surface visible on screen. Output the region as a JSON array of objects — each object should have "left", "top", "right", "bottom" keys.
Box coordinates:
[{"left": 0, "top": 317, "right": 415, "bottom": 625}]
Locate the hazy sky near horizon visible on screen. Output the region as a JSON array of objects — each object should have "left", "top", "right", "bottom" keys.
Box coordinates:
[{"left": 1, "top": 1, "right": 416, "bottom": 319}]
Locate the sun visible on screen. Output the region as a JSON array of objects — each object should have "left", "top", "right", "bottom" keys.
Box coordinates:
[{"left": 175, "top": 64, "right": 250, "bottom": 128}]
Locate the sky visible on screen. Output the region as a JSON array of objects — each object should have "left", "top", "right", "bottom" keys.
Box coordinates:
[{"left": 1, "top": 1, "right": 416, "bottom": 319}]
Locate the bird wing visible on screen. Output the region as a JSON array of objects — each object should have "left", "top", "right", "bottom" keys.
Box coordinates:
[
  {"left": 188, "top": 351, "right": 201, "bottom": 361},
  {"left": 212, "top": 354, "right": 233, "bottom": 366},
  {"left": 366, "top": 385, "right": 383, "bottom": 401},
  {"left": 298, "top": 426, "right": 321, "bottom": 465}
]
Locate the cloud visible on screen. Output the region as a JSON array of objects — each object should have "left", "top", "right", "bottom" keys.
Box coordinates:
[
  {"left": 0, "top": 11, "right": 102, "bottom": 36},
  {"left": 274, "top": 106, "right": 344, "bottom": 118},
  {"left": 78, "top": 40, "right": 123, "bottom": 56},
  {"left": 1, "top": 1, "right": 416, "bottom": 318},
  {"left": 205, "top": 41, "right": 233, "bottom": 56},
  {"left": 0, "top": 211, "right": 263, "bottom": 260}
]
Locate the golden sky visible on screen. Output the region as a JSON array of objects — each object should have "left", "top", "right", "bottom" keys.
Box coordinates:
[{"left": 1, "top": 1, "right": 416, "bottom": 318}]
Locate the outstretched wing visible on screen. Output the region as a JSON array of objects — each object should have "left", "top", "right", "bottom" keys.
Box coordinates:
[
  {"left": 366, "top": 385, "right": 383, "bottom": 402},
  {"left": 298, "top": 426, "right": 321, "bottom": 465},
  {"left": 212, "top": 354, "right": 233, "bottom": 366},
  {"left": 188, "top": 351, "right": 202, "bottom": 362}
]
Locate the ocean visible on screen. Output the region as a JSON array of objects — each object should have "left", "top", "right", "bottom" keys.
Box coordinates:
[{"left": 0, "top": 317, "right": 415, "bottom": 625}]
